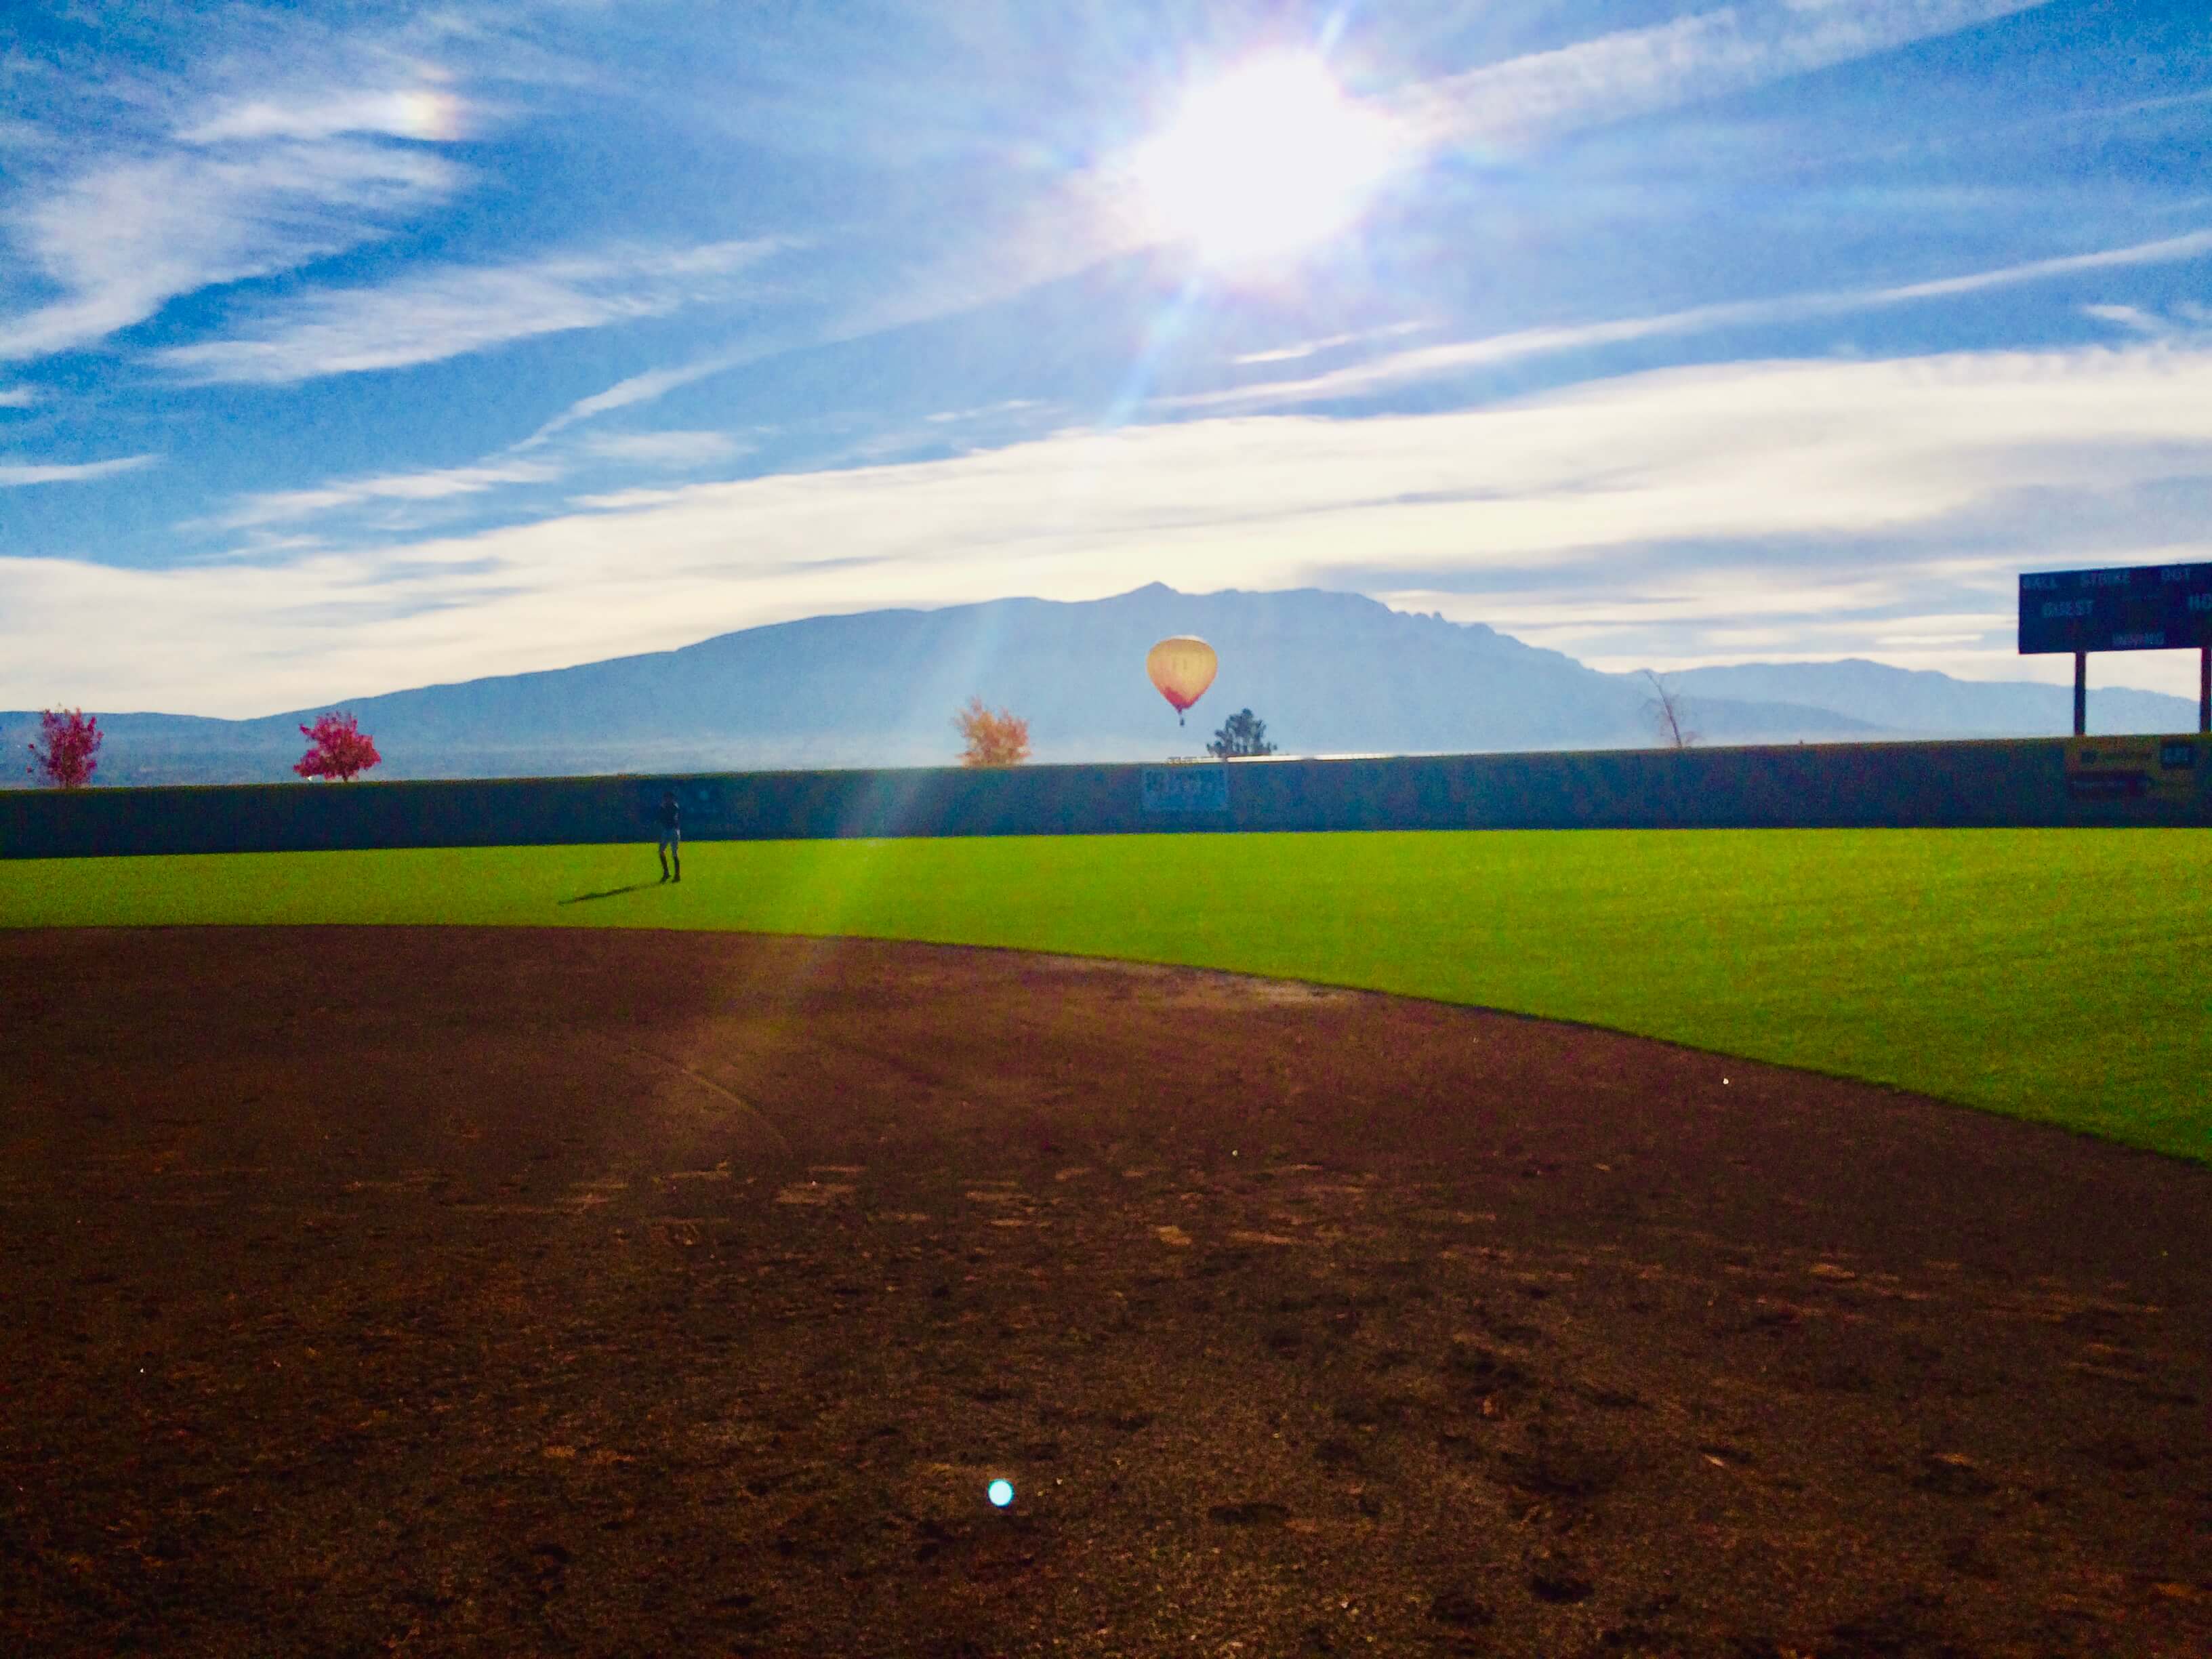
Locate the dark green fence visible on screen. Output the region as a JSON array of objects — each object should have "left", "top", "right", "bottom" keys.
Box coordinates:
[{"left": 1, "top": 737, "right": 2205, "bottom": 860}]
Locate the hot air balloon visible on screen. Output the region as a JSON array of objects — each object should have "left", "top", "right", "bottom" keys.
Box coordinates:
[{"left": 1146, "top": 636, "right": 1218, "bottom": 726}]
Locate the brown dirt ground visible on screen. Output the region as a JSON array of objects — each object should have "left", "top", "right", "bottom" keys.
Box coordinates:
[{"left": 3, "top": 925, "right": 2209, "bottom": 1658}]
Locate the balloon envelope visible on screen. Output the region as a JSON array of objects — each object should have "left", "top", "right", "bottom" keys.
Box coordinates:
[{"left": 1146, "top": 636, "right": 1218, "bottom": 715}]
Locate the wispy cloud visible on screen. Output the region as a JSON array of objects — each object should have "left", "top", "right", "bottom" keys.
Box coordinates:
[
  {"left": 155, "top": 237, "right": 786, "bottom": 384},
  {"left": 0, "top": 140, "right": 464, "bottom": 363},
  {"left": 1176, "top": 310, "right": 1742, "bottom": 413},
  {"left": 1231, "top": 322, "right": 1430, "bottom": 367},
  {"left": 569, "top": 487, "right": 694, "bottom": 512},
  {"left": 0, "top": 386, "right": 34, "bottom": 408},
  {"left": 521, "top": 353, "right": 766, "bottom": 445},
  {"left": 18, "top": 340, "right": 2212, "bottom": 714},
  {"left": 583, "top": 430, "right": 749, "bottom": 468},
  {"left": 1875, "top": 231, "right": 2212, "bottom": 300},
  {"left": 210, "top": 422, "right": 754, "bottom": 531},
  {"left": 0, "top": 453, "right": 161, "bottom": 487},
  {"left": 1170, "top": 230, "right": 2212, "bottom": 411},
  {"left": 180, "top": 86, "right": 473, "bottom": 145},
  {"left": 0, "top": 0, "right": 543, "bottom": 366},
  {"left": 216, "top": 458, "right": 562, "bottom": 530},
  {"left": 2084, "top": 304, "right": 2163, "bottom": 334},
  {"left": 2082, "top": 300, "right": 2212, "bottom": 339},
  {"left": 922, "top": 398, "right": 1044, "bottom": 425},
  {"left": 1395, "top": 0, "right": 2055, "bottom": 150}
]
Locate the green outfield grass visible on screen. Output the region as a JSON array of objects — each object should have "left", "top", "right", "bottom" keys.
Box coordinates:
[{"left": 4, "top": 830, "right": 2206, "bottom": 1164}]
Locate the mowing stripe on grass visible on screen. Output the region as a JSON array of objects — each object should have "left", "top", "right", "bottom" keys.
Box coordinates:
[{"left": 3, "top": 829, "right": 2205, "bottom": 1164}]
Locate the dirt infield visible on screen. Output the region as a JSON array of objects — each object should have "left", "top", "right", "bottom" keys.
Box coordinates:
[{"left": 3, "top": 926, "right": 2209, "bottom": 1657}]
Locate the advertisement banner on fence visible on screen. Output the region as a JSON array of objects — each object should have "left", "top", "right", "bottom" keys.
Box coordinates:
[
  {"left": 1141, "top": 764, "right": 1230, "bottom": 814},
  {"left": 2064, "top": 735, "right": 2200, "bottom": 803}
]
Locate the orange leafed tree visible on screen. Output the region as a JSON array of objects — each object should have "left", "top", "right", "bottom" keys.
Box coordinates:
[{"left": 954, "top": 696, "right": 1030, "bottom": 766}]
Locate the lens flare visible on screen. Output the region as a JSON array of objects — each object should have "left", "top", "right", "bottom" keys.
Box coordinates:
[{"left": 987, "top": 1479, "right": 1014, "bottom": 1507}]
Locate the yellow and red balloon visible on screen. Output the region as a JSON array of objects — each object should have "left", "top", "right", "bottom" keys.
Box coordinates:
[{"left": 1146, "top": 636, "right": 1218, "bottom": 726}]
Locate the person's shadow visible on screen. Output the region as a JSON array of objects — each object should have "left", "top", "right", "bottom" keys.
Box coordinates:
[{"left": 557, "top": 882, "right": 661, "bottom": 905}]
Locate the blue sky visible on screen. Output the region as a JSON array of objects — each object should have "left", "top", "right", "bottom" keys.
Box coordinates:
[{"left": 2, "top": 0, "right": 2209, "bottom": 716}]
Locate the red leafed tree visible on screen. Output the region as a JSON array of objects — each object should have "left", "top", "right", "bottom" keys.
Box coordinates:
[
  {"left": 295, "top": 712, "right": 382, "bottom": 781},
  {"left": 28, "top": 708, "right": 102, "bottom": 788}
]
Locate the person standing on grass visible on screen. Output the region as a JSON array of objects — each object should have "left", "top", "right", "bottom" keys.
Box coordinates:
[{"left": 656, "top": 789, "right": 682, "bottom": 883}]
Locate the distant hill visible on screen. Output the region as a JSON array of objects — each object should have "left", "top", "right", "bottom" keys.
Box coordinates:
[
  {"left": 2, "top": 584, "right": 2196, "bottom": 786},
  {"left": 1667, "top": 659, "right": 2197, "bottom": 739}
]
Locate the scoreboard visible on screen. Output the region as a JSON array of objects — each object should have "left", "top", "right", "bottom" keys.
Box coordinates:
[{"left": 2019, "top": 561, "right": 2212, "bottom": 655}]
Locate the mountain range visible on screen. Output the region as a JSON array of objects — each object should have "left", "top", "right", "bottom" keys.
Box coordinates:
[{"left": 5, "top": 584, "right": 2200, "bottom": 786}]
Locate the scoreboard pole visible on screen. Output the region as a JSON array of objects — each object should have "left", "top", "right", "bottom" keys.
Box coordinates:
[{"left": 2020, "top": 562, "right": 2212, "bottom": 737}]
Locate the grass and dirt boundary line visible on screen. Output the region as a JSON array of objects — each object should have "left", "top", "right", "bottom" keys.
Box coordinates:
[{"left": 4, "top": 827, "right": 2205, "bottom": 1165}]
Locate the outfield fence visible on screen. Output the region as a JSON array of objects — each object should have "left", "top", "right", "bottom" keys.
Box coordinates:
[{"left": 3, "top": 736, "right": 2206, "bottom": 859}]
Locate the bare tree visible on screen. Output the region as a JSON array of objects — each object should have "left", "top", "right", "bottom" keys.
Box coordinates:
[{"left": 1640, "top": 670, "right": 1700, "bottom": 750}]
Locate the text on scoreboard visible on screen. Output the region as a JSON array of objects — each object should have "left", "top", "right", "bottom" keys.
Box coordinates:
[{"left": 2018, "top": 561, "right": 2212, "bottom": 654}]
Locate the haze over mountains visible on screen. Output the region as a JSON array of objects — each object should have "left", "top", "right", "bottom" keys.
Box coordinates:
[{"left": 5, "top": 586, "right": 2199, "bottom": 787}]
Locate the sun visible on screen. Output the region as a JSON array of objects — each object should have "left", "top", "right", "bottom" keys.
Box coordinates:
[{"left": 1125, "top": 54, "right": 1404, "bottom": 274}]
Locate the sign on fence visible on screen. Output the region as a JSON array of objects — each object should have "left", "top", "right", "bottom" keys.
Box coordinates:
[
  {"left": 2064, "top": 735, "right": 2200, "bottom": 803},
  {"left": 1141, "top": 764, "right": 1230, "bottom": 814}
]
